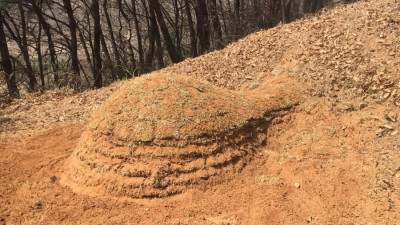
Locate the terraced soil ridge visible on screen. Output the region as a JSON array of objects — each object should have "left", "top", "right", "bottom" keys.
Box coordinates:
[{"left": 62, "top": 73, "right": 302, "bottom": 198}]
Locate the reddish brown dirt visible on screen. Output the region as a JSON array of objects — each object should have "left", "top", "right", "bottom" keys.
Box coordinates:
[
  {"left": 1, "top": 96, "right": 400, "bottom": 224},
  {"left": 1, "top": 0, "right": 400, "bottom": 224}
]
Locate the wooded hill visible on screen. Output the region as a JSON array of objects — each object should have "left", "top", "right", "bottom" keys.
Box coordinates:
[{"left": 1, "top": 0, "right": 339, "bottom": 97}]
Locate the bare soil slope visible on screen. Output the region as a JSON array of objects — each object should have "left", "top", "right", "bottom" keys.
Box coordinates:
[{"left": 1, "top": 0, "right": 400, "bottom": 224}]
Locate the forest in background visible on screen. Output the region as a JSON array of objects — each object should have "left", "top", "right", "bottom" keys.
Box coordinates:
[{"left": 0, "top": 0, "right": 343, "bottom": 98}]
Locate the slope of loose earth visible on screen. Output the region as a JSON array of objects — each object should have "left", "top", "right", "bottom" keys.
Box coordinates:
[{"left": 1, "top": 0, "right": 400, "bottom": 224}]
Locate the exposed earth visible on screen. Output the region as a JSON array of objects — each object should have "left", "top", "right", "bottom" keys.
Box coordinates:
[{"left": 1, "top": 0, "right": 400, "bottom": 224}]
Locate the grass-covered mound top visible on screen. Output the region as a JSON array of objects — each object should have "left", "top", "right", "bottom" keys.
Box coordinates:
[{"left": 62, "top": 73, "right": 302, "bottom": 198}]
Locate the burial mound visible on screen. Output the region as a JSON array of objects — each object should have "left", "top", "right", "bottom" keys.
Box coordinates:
[{"left": 62, "top": 73, "right": 301, "bottom": 198}]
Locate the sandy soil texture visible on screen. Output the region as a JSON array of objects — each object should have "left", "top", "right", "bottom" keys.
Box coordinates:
[{"left": 1, "top": 0, "right": 400, "bottom": 224}]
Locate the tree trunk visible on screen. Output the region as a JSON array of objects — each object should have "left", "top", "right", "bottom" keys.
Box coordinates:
[
  {"left": 234, "top": 0, "right": 240, "bottom": 19},
  {"left": 281, "top": 0, "right": 287, "bottom": 23},
  {"left": 147, "top": 1, "right": 164, "bottom": 70},
  {"left": 103, "top": 0, "right": 121, "bottom": 64},
  {"left": 101, "top": 31, "right": 112, "bottom": 64},
  {"left": 91, "top": 0, "right": 102, "bottom": 88},
  {"left": 77, "top": 25, "right": 95, "bottom": 79},
  {"left": 62, "top": 0, "right": 81, "bottom": 89},
  {"left": 299, "top": 0, "right": 305, "bottom": 17},
  {"left": 253, "top": 0, "right": 263, "bottom": 28},
  {"left": 234, "top": 0, "right": 241, "bottom": 38},
  {"left": 145, "top": 1, "right": 156, "bottom": 70},
  {"left": 36, "top": 21, "right": 44, "bottom": 87},
  {"left": 0, "top": 12, "right": 19, "bottom": 98},
  {"left": 18, "top": 3, "right": 37, "bottom": 92},
  {"left": 31, "top": 0, "right": 59, "bottom": 84},
  {"left": 219, "top": 0, "right": 229, "bottom": 38},
  {"left": 118, "top": 0, "right": 137, "bottom": 73},
  {"left": 209, "top": 0, "right": 223, "bottom": 49},
  {"left": 154, "top": 13, "right": 164, "bottom": 69},
  {"left": 184, "top": 0, "right": 197, "bottom": 57},
  {"left": 101, "top": 30, "right": 116, "bottom": 80},
  {"left": 131, "top": 0, "right": 144, "bottom": 68},
  {"left": 173, "top": 0, "right": 182, "bottom": 60},
  {"left": 193, "top": 0, "right": 210, "bottom": 54},
  {"left": 311, "top": 0, "right": 321, "bottom": 12},
  {"left": 150, "top": 0, "right": 182, "bottom": 63}
]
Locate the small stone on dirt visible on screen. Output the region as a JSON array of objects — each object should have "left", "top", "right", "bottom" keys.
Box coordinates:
[
  {"left": 31, "top": 201, "right": 43, "bottom": 210},
  {"left": 306, "top": 216, "right": 313, "bottom": 223},
  {"left": 376, "top": 128, "right": 384, "bottom": 136},
  {"left": 295, "top": 183, "right": 301, "bottom": 189},
  {"left": 383, "top": 92, "right": 390, "bottom": 99},
  {"left": 383, "top": 124, "right": 394, "bottom": 130},
  {"left": 359, "top": 102, "right": 368, "bottom": 109}
]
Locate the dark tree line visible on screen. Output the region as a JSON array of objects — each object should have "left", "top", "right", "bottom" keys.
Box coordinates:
[{"left": 0, "top": 0, "right": 337, "bottom": 98}]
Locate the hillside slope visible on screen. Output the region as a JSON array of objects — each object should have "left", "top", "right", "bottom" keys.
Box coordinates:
[{"left": 161, "top": 0, "right": 400, "bottom": 102}]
